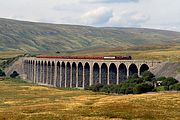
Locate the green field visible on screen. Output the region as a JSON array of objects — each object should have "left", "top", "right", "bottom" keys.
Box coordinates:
[{"left": 0, "top": 78, "right": 180, "bottom": 120}]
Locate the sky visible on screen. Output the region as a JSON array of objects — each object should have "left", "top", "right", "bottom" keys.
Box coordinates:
[{"left": 0, "top": 0, "right": 180, "bottom": 31}]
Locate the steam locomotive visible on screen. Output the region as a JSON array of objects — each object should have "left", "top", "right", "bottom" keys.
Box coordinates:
[{"left": 36, "top": 56, "right": 132, "bottom": 60}]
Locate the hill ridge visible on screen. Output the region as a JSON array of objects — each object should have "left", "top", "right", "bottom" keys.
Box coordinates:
[{"left": 0, "top": 18, "right": 180, "bottom": 52}]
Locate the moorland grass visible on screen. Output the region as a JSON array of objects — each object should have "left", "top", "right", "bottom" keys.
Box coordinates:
[{"left": 0, "top": 78, "right": 179, "bottom": 120}]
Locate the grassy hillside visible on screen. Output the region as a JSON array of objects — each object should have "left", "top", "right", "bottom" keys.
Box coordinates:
[
  {"left": 0, "top": 18, "right": 180, "bottom": 52},
  {"left": 0, "top": 78, "right": 180, "bottom": 120},
  {"left": 67, "top": 44, "right": 180, "bottom": 62}
]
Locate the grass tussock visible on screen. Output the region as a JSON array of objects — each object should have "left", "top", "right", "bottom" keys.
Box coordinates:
[{"left": 0, "top": 78, "right": 180, "bottom": 120}]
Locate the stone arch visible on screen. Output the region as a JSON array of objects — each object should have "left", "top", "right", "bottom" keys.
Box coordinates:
[
  {"left": 32, "top": 60, "right": 35, "bottom": 82},
  {"left": 40, "top": 61, "right": 44, "bottom": 83},
  {"left": 109, "top": 63, "right": 117, "bottom": 84},
  {"left": 119, "top": 63, "right": 127, "bottom": 82},
  {"left": 78, "top": 62, "right": 83, "bottom": 87},
  {"left": 140, "top": 64, "right": 149, "bottom": 75},
  {"left": 37, "top": 61, "right": 41, "bottom": 83},
  {"left": 93, "top": 63, "right": 99, "bottom": 85},
  {"left": 61, "top": 62, "right": 65, "bottom": 87},
  {"left": 35, "top": 61, "right": 38, "bottom": 83},
  {"left": 129, "top": 64, "right": 138, "bottom": 77},
  {"left": 101, "top": 63, "right": 108, "bottom": 85},
  {"left": 72, "top": 62, "right": 77, "bottom": 88},
  {"left": 51, "top": 61, "right": 55, "bottom": 86},
  {"left": 29, "top": 60, "right": 32, "bottom": 81},
  {"left": 27, "top": 60, "right": 31, "bottom": 80},
  {"left": 56, "top": 61, "right": 60, "bottom": 87},
  {"left": 44, "top": 61, "right": 47, "bottom": 84},
  {"left": 47, "top": 61, "right": 51, "bottom": 85},
  {"left": 66, "top": 62, "right": 71, "bottom": 88},
  {"left": 84, "top": 62, "right": 90, "bottom": 88}
]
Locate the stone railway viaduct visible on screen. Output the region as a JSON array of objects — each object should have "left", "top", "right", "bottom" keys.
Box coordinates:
[{"left": 23, "top": 57, "right": 161, "bottom": 89}]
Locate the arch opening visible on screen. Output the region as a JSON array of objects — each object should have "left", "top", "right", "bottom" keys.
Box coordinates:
[
  {"left": 93, "top": 63, "right": 99, "bottom": 85},
  {"left": 37, "top": 61, "right": 41, "bottom": 83},
  {"left": 51, "top": 62, "right": 55, "bottom": 86},
  {"left": 72, "top": 62, "right": 77, "bottom": 88},
  {"left": 129, "top": 64, "right": 138, "bottom": 77},
  {"left": 140, "top": 64, "right": 149, "bottom": 75},
  {"left": 61, "top": 62, "right": 65, "bottom": 87},
  {"left": 40, "top": 61, "right": 43, "bottom": 83},
  {"left": 35, "top": 61, "right": 38, "bottom": 83},
  {"left": 56, "top": 62, "right": 60, "bottom": 87},
  {"left": 66, "top": 62, "right": 71, "bottom": 88},
  {"left": 119, "top": 63, "right": 127, "bottom": 83},
  {"left": 78, "top": 62, "right": 83, "bottom": 87},
  {"left": 84, "top": 63, "right": 90, "bottom": 88},
  {"left": 47, "top": 61, "right": 51, "bottom": 85},
  {"left": 44, "top": 61, "right": 47, "bottom": 84},
  {"left": 32, "top": 61, "right": 35, "bottom": 82},
  {"left": 101, "top": 63, "right": 107, "bottom": 85},
  {"left": 109, "top": 63, "right": 117, "bottom": 84}
]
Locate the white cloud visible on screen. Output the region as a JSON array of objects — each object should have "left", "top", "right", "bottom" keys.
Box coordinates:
[
  {"left": 81, "top": 7, "right": 113, "bottom": 25},
  {"left": 107, "top": 10, "right": 149, "bottom": 27},
  {"left": 0, "top": 0, "right": 180, "bottom": 31},
  {"left": 79, "top": 0, "right": 139, "bottom": 4}
]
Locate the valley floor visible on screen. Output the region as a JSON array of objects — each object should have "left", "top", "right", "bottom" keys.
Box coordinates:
[{"left": 0, "top": 78, "right": 180, "bottom": 120}]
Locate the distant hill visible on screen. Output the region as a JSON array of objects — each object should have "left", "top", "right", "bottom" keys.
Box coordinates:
[{"left": 0, "top": 18, "right": 180, "bottom": 52}]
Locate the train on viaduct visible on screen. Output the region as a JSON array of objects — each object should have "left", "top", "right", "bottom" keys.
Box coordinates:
[{"left": 23, "top": 56, "right": 161, "bottom": 89}]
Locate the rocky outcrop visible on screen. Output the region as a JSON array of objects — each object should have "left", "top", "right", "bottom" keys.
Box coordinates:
[
  {"left": 151, "top": 62, "right": 180, "bottom": 81},
  {"left": 5, "top": 58, "right": 24, "bottom": 76}
]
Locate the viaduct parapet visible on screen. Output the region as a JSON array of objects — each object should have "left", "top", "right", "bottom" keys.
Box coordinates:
[{"left": 23, "top": 57, "right": 161, "bottom": 88}]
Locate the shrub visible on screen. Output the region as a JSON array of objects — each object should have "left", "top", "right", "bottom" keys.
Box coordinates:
[
  {"left": 0, "top": 69, "right": 6, "bottom": 76},
  {"left": 10, "top": 71, "right": 19, "bottom": 78},
  {"left": 133, "top": 83, "right": 154, "bottom": 94},
  {"left": 100, "top": 84, "right": 122, "bottom": 94},
  {"left": 114, "top": 84, "right": 123, "bottom": 94},
  {"left": 153, "top": 86, "right": 168, "bottom": 92},
  {"left": 108, "top": 84, "right": 119, "bottom": 93},
  {"left": 161, "top": 77, "right": 178, "bottom": 90},
  {"left": 170, "top": 83, "right": 180, "bottom": 91},
  {"left": 156, "top": 76, "right": 166, "bottom": 81},
  {"left": 100, "top": 85, "right": 111, "bottom": 93},
  {"left": 142, "top": 71, "right": 155, "bottom": 82},
  {"left": 126, "top": 78, "right": 143, "bottom": 84},
  {"left": 87, "top": 84, "right": 104, "bottom": 92},
  {"left": 120, "top": 83, "right": 136, "bottom": 94},
  {"left": 125, "top": 87, "right": 134, "bottom": 94},
  {"left": 128, "top": 73, "right": 139, "bottom": 80}
]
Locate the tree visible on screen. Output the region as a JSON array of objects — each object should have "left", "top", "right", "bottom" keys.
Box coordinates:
[
  {"left": 100, "top": 85, "right": 111, "bottom": 94},
  {"left": 10, "top": 71, "right": 19, "bottom": 78},
  {"left": 161, "top": 77, "right": 178, "bottom": 90},
  {"left": 0, "top": 69, "right": 6, "bottom": 77},
  {"left": 133, "top": 83, "right": 154, "bottom": 94},
  {"left": 170, "top": 83, "right": 180, "bottom": 91},
  {"left": 120, "top": 83, "right": 136, "bottom": 94},
  {"left": 142, "top": 71, "right": 155, "bottom": 81},
  {"left": 156, "top": 76, "right": 166, "bottom": 81},
  {"left": 87, "top": 84, "right": 104, "bottom": 92},
  {"left": 127, "top": 78, "right": 143, "bottom": 84},
  {"left": 128, "top": 73, "right": 139, "bottom": 80}
]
